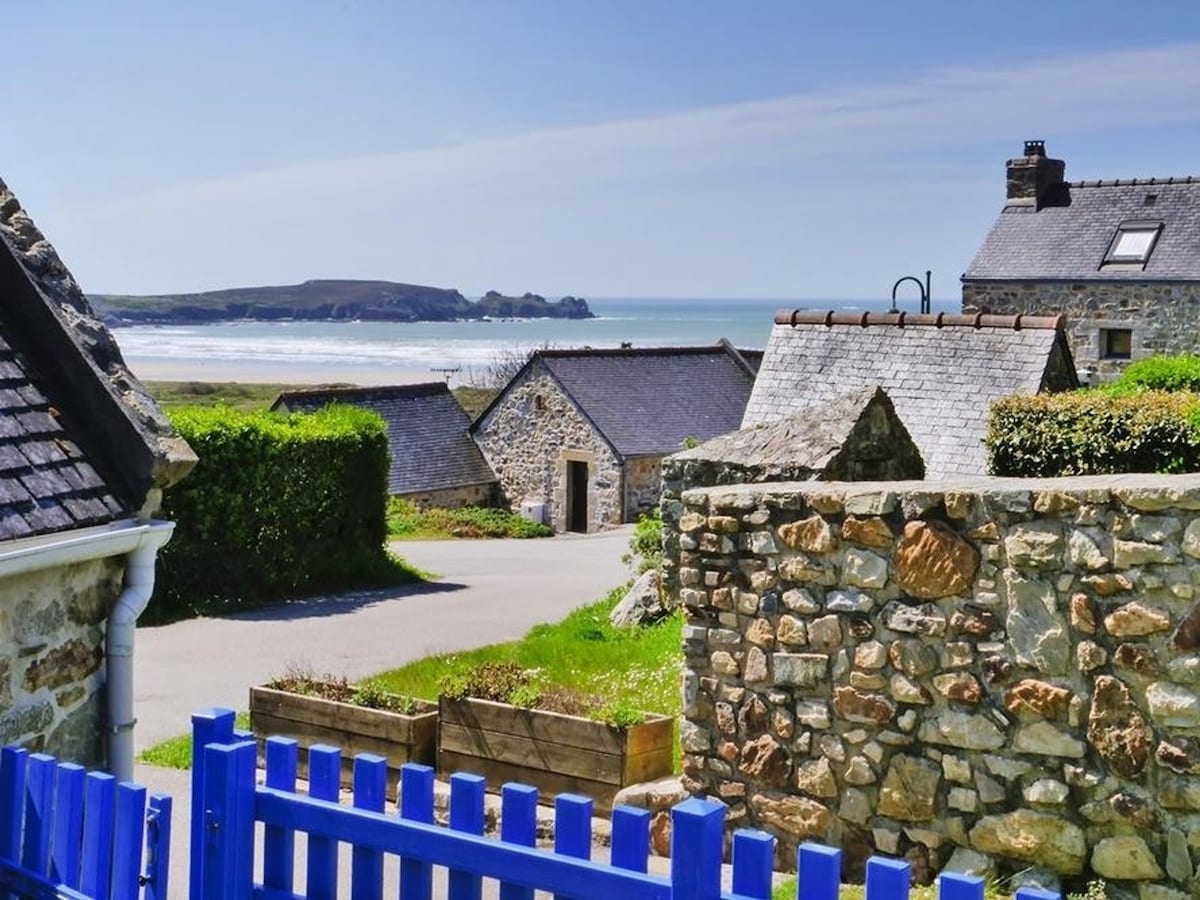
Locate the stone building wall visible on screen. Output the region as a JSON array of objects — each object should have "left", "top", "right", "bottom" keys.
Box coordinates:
[
  {"left": 473, "top": 364, "right": 622, "bottom": 532},
  {"left": 400, "top": 482, "right": 499, "bottom": 511},
  {"left": 963, "top": 280, "right": 1200, "bottom": 382},
  {"left": 673, "top": 473, "right": 1200, "bottom": 892},
  {"left": 625, "top": 456, "right": 664, "bottom": 523},
  {"left": 0, "top": 557, "right": 124, "bottom": 767}
]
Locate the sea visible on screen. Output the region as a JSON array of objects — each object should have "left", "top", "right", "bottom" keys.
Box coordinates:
[{"left": 111, "top": 296, "right": 956, "bottom": 384}]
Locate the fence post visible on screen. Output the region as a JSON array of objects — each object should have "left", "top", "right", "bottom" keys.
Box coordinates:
[
  {"left": 262, "top": 737, "right": 298, "bottom": 895},
  {"left": 351, "top": 754, "right": 387, "bottom": 900},
  {"left": 21, "top": 753, "right": 55, "bottom": 877},
  {"left": 201, "top": 741, "right": 256, "bottom": 900},
  {"left": 50, "top": 762, "right": 85, "bottom": 889},
  {"left": 111, "top": 782, "right": 148, "bottom": 900},
  {"left": 190, "top": 708, "right": 236, "bottom": 900},
  {"left": 499, "top": 783, "right": 538, "bottom": 900},
  {"left": 399, "top": 764, "right": 435, "bottom": 900},
  {"left": 609, "top": 806, "right": 650, "bottom": 874},
  {"left": 797, "top": 843, "right": 840, "bottom": 900},
  {"left": 670, "top": 799, "right": 723, "bottom": 900},
  {"left": 865, "top": 857, "right": 909, "bottom": 900},
  {"left": 448, "top": 773, "right": 486, "bottom": 900},
  {"left": 1015, "top": 889, "right": 1062, "bottom": 900}
]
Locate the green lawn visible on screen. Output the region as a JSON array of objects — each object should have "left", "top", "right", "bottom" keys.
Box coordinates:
[
  {"left": 138, "top": 712, "right": 250, "bottom": 769},
  {"left": 387, "top": 498, "right": 553, "bottom": 540}
]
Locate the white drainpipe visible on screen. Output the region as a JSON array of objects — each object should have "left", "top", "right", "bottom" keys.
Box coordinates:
[
  {"left": 0, "top": 518, "right": 175, "bottom": 780},
  {"left": 106, "top": 521, "right": 175, "bottom": 781}
]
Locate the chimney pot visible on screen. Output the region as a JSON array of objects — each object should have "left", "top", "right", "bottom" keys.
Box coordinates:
[{"left": 1024, "top": 139, "right": 1046, "bottom": 157}]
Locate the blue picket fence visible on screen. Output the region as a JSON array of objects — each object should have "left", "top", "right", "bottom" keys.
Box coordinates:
[
  {"left": 0, "top": 745, "right": 170, "bottom": 899},
  {"left": 192, "top": 708, "right": 1062, "bottom": 900}
]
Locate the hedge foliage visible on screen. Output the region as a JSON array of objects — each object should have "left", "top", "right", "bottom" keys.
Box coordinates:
[
  {"left": 1106, "top": 355, "right": 1200, "bottom": 396},
  {"left": 986, "top": 391, "right": 1200, "bottom": 477},
  {"left": 153, "top": 404, "right": 398, "bottom": 621}
]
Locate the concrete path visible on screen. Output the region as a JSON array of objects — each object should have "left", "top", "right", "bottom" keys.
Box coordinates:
[{"left": 133, "top": 527, "right": 633, "bottom": 751}]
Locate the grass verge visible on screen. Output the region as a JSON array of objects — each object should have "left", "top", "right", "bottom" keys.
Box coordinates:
[
  {"left": 387, "top": 498, "right": 553, "bottom": 540},
  {"left": 138, "top": 712, "right": 250, "bottom": 769}
]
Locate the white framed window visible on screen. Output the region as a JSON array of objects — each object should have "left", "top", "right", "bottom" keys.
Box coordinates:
[{"left": 1103, "top": 221, "right": 1163, "bottom": 267}]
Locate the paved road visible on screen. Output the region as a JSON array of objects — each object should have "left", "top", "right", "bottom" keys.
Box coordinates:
[{"left": 133, "top": 527, "right": 633, "bottom": 751}]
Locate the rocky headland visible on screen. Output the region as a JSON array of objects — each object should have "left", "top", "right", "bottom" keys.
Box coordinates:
[{"left": 89, "top": 280, "right": 594, "bottom": 325}]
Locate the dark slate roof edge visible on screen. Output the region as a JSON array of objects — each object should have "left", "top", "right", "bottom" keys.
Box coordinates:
[
  {"left": 1067, "top": 176, "right": 1200, "bottom": 188},
  {"left": 772, "top": 310, "right": 1066, "bottom": 331},
  {"left": 271, "top": 381, "right": 450, "bottom": 411},
  {"left": 535, "top": 344, "right": 757, "bottom": 360},
  {"left": 962, "top": 275, "right": 1195, "bottom": 284},
  {"left": 0, "top": 180, "right": 196, "bottom": 512}
]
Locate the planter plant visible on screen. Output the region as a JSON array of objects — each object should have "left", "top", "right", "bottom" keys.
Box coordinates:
[
  {"left": 249, "top": 667, "right": 436, "bottom": 791},
  {"left": 436, "top": 663, "right": 673, "bottom": 811}
]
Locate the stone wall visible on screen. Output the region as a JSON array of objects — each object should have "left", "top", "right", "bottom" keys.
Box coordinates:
[
  {"left": 473, "top": 364, "right": 622, "bottom": 532},
  {"left": 400, "top": 482, "right": 499, "bottom": 511},
  {"left": 625, "top": 456, "right": 664, "bottom": 523},
  {"left": 0, "top": 557, "right": 124, "bottom": 767},
  {"left": 963, "top": 280, "right": 1200, "bottom": 382},
  {"left": 673, "top": 473, "right": 1200, "bottom": 893}
]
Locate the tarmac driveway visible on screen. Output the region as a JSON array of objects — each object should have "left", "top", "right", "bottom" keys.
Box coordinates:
[{"left": 133, "top": 527, "right": 634, "bottom": 751}]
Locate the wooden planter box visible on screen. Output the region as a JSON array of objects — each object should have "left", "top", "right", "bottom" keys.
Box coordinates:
[
  {"left": 438, "top": 696, "right": 673, "bottom": 811},
  {"left": 249, "top": 685, "right": 437, "bottom": 791}
]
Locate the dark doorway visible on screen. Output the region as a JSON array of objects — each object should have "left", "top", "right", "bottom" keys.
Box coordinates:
[{"left": 567, "top": 460, "right": 588, "bottom": 533}]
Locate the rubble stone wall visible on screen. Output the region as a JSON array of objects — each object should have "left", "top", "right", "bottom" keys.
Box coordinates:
[
  {"left": 0, "top": 557, "right": 123, "bottom": 767},
  {"left": 674, "top": 473, "right": 1200, "bottom": 892},
  {"left": 963, "top": 280, "right": 1200, "bottom": 382},
  {"left": 399, "top": 482, "right": 499, "bottom": 511}
]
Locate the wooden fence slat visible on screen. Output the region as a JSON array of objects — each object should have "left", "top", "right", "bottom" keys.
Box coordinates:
[
  {"left": 797, "top": 843, "right": 840, "bottom": 900},
  {"left": 0, "top": 746, "right": 27, "bottom": 875},
  {"left": 21, "top": 753, "right": 55, "bottom": 877},
  {"left": 1015, "top": 890, "right": 1062, "bottom": 900},
  {"left": 306, "top": 745, "right": 342, "bottom": 900},
  {"left": 110, "top": 782, "right": 148, "bottom": 900},
  {"left": 191, "top": 707, "right": 237, "bottom": 900},
  {"left": 398, "top": 764, "right": 435, "bottom": 900},
  {"left": 351, "top": 754, "right": 387, "bottom": 900},
  {"left": 201, "top": 742, "right": 252, "bottom": 900},
  {"left": 448, "top": 773, "right": 486, "bottom": 900},
  {"left": 732, "top": 830, "right": 775, "bottom": 900},
  {"left": 554, "top": 794, "right": 592, "bottom": 900},
  {"left": 144, "top": 793, "right": 172, "bottom": 900},
  {"left": 938, "top": 872, "right": 984, "bottom": 900},
  {"left": 263, "top": 737, "right": 298, "bottom": 895},
  {"left": 670, "top": 799, "right": 722, "bottom": 900},
  {"left": 499, "top": 783, "right": 537, "bottom": 900},
  {"left": 610, "top": 807, "right": 650, "bottom": 874},
  {"left": 51, "top": 762, "right": 85, "bottom": 889},
  {"left": 865, "top": 856, "right": 909, "bottom": 900},
  {"left": 79, "top": 772, "right": 115, "bottom": 900}
]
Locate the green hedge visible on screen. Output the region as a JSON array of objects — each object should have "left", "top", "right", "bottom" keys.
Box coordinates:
[
  {"left": 1107, "top": 355, "right": 1200, "bottom": 396},
  {"left": 152, "top": 404, "right": 395, "bottom": 621},
  {"left": 986, "top": 391, "right": 1200, "bottom": 477}
]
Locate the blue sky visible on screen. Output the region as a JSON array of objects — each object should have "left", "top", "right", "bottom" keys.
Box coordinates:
[{"left": 5, "top": 2, "right": 1200, "bottom": 301}]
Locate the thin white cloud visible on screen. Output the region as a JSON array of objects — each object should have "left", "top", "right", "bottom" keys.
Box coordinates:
[{"left": 57, "top": 40, "right": 1200, "bottom": 226}]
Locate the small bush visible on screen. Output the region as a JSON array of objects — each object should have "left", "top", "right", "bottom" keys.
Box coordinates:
[
  {"left": 154, "top": 404, "right": 407, "bottom": 621},
  {"left": 1107, "top": 355, "right": 1200, "bottom": 395},
  {"left": 622, "top": 509, "right": 663, "bottom": 573},
  {"left": 986, "top": 391, "right": 1200, "bottom": 476},
  {"left": 268, "top": 663, "right": 419, "bottom": 714}
]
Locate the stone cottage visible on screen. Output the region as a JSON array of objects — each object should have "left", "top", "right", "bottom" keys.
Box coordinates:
[
  {"left": 743, "top": 311, "right": 1077, "bottom": 479},
  {"left": 963, "top": 140, "right": 1200, "bottom": 381},
  {"left": 0, "top": 176, "right": 195, "bottom": 776},
  {"left": 273, "top": 383, "right": 498, "bottom": 508},
  {"left": 471, "top": 342, "right": 759, "bottom": 532}
]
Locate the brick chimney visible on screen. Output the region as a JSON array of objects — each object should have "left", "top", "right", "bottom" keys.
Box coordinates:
[{"left": 1006, "top": 140, "right": 1065, "bottom": 210}]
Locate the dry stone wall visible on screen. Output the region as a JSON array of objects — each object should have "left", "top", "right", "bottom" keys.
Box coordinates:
[
  {"left": 673, "top": 473, "right": 1200, "bottom": 893},
  {"left": 0, "top": 557, "right": 123, "bottom": 767},
  {"left": 963, "top": 280, "right": 1200, "bottom": 382}
]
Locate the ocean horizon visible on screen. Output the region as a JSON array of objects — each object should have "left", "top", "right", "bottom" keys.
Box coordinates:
[{"left": 113, "top": 295, "right": 957, "bottom": 385}]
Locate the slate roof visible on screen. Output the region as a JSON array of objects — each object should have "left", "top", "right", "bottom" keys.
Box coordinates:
[
  {"left": 966, "top": 177, "right": 1200, "bottom": 281},
  {"left": 478, "top": 343, "right": 759, "bottom": 458},
  {"left": 0, "top": 177, "right": 195, "bottom": 538},
  {"left": 743, "top": 312, "right": 1077, "bottom": 478},
  {"left": 273, "top": 383, "right": 497, "bottom": 495},
  {"left": 672, "top": 386, "right": 924, "bottom": 483}
]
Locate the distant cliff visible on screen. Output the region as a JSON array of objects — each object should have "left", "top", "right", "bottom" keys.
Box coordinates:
[{"left": 89, "top": 280, "right": 594, "bottom": 325}]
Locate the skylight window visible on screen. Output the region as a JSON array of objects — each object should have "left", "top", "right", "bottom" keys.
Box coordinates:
[{"left": 1103, "top": 221, "right": 1163, "bottom": 267}]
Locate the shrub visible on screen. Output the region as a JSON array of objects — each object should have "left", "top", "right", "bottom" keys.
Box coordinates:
[
  {"left": 622, "top": 509, "right": 662, "bottom": 573},
  {"left": 1107, "top": 355, "right": 1200, "bottom": 395},
  {"left": 986, "top": 391, "right": 1200, "bottom": 476},
  {"left": 153, "top": 404, "right": 401, "bottom": 621}
]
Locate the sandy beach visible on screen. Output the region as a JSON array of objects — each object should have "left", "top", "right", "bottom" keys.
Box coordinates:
[{"left": 127, "top": 357, "right": 461, "bottom": 387}]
